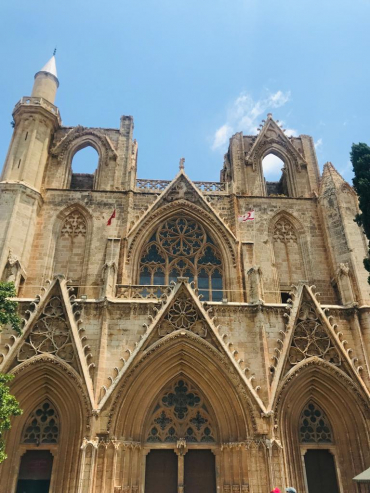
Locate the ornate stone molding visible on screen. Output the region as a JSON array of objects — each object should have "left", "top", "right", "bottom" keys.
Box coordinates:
[
  {"left": 11, "top": 354, "right": 92, "bottom": 430},
  {"left": 106, "top": 329, "right": 258, "bottom": 433}
]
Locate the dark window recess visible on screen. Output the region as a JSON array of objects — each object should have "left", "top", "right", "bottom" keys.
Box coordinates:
[
  {"left": 25, "top": 131, "right": 28, "bottom": 141},
  {"left": 281, "top": 292, "right": 290, "bottom": 303},
  {"left": 70, "top": 173, "right": 94, "bottom": 190}
]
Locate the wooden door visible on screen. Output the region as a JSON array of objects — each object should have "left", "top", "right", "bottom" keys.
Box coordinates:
[
  {"left": 16, "top": 450, "right": 53, "bottom": 493},
  {"left": 304, "top": 449, "right": 340, "bottom": 493},
  {"left": 145, "top": 449, "right": 178, "bottom": 493},
  {"left": 184, "top": 449, "right": 216, "bottom": 493}
]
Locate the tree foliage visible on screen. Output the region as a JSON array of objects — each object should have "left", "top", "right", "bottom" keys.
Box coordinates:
[
  {"left": 0, "top": 282, "right": 22, "bottom": 336},
  {"left": 0, "top": 281, "right": 23, "bottom": 462},
  {"left": 351, "top": 143, "right": 370, "bottom": 284},
  {"left": 0, "top": 374, "right": 22, "bottom": 462}
]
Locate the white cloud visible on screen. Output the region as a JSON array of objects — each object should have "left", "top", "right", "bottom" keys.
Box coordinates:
[
  {"left": 315, "top": 138, "right": 323, "bottom": 150},
  {"left": 212, "top": 90, "right": 294, "bottom": 151},
  {"left": 262, "top": 154, "right": 284, "bottom": 173},
  {"left": 211, "top": 124, "right": 233, "bottom": 151}
]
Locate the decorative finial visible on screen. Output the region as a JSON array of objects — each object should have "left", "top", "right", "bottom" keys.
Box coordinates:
[
  {"left": 267, "top": 113, "right": 272, "bottom": 118},
  {"left": 179, "top": 157, "right": 185, "bottom": 170},
  {"left": 53, "top": 47, "right": 57, "bottom": 56}
]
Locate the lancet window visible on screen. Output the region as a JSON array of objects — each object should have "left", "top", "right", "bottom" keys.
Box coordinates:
[
  {"left": 299, "top": 403, "right": 333, "bottom": 444},
  {"left": 21, "top": 402, "right": 59, "bottom": 444},
  {"left": 53, "top": 210, "right": 87, "bottom": 289},
  {"left": 139, "top": 217, "right": 223, "bottom": 301},
  {"left": 146, "top": 379, "right": 216, "bottom": 443},
  {"left": 272, "top": 217, "right": 305, "bottom": 297}
]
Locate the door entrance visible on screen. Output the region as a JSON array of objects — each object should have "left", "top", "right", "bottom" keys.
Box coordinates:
[
  {"left": 304, "top": 449, "right": 340, "bottom": 493},
  {"left": 16, "top": 450, "right": 53, "bottom": 493},
  {"left": 145, "top": 449, "right": 178, "bottom": 493},
  {"left": 184, "top": 449, "right": 216, "bottom": 493}
]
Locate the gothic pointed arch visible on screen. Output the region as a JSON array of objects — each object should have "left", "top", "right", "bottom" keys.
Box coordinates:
[
  {"left": 145, "top": 377, "right": 218, "bottom": 444},
  {"left": 126, "top": 201, "right": 238, "bottom": 300},
  {"left": 269, "top": 211, "right": 311, "bottom": 296},
  {"left": 245, "top": 116, "right": 308, "bottom": 197},
  {"left": 105, "top": 330, "right": 260, "bottom": 441},
  {"left": 274, "top": 360, "right": 370, "bottom": 493},
  {"left": 50, "top": 126, "right": 118, "bottom": 189},
  {"left": 52, "top": 204, "right": 92, "bottom": 294},
  {"left": 21, "top": 399, "right": 60, "bottom": 445},
  {"left": 0, "top": 355, "right": 90, "bottom": 493}
]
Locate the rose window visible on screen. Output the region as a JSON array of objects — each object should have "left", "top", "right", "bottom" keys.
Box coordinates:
[{"left": 139, "top": 216, "right": 223, "bottom": 301}]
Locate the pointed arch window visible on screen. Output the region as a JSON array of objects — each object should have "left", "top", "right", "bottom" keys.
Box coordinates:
[
  {"left": 146, "top": 379, "right": 216, "bottom": 443},
  {"left": 139, "top": 217, "right": 223, "bottom": 301},
  {"left": 262, "top": 153, "right": 288, "bottom": 196},
  {"left": 272, "top": 216, "right": 306, "bottom": 298},
  {"left": 299, "top": 402, "right": 333, "bottom": 444},
  {"left": 21, "top": 401, "right": 59, "bottom": 444},
  {"left": 53, "top": 210, "right": 87, "bottom": 291}
]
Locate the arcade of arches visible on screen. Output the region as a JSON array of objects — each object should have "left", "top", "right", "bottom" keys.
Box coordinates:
[{"left": 1, "top": 82, "right": 370, "bottom": 493}]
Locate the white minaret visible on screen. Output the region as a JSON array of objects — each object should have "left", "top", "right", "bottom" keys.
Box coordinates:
[{"left": 31, "top": 52, "right": 59, "bottom": 104}]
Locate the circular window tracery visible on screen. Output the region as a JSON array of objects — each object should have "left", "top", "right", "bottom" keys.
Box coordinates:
[{"left": 139, "top": 216, "right": 223, "bottom": 301}]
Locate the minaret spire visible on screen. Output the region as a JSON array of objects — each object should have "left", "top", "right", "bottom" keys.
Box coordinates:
[{"left": 31, "top": 53, "right": 59, "bottom": 103}]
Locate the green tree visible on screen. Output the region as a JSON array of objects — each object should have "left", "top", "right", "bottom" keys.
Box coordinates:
[
  {"left": 0, "top": 282, "right": 22, "bottom": 336},
  {"left": 351, "top": 143, "right": 370, "bottom": 284},
  {"left": 0, "top": 374, "right": 22, "bottom": 462},
  {"left": 0, "top": 281, "right": 23, "bottom": 462}
]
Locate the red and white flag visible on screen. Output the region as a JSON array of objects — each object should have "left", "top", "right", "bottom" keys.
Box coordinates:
[
  {"left": 238, "top": 210, "right": 255, "bottom": 222},
  {"left": 107, "top": 209, "right": 116, "bottom": 226}
]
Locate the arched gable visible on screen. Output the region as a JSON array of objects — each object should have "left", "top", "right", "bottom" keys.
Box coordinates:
[
  {"left": 0, "top": 355, "right": 91, "bottom": 493},
  {"left": 273, "top": 358, "right": 370, "bottom": 492},
  {"left": 105, "top": 331, "right": 259, "bottom": 441}
]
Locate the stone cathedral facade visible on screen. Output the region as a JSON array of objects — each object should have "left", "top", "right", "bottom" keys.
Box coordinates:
[{"left": 0, "top": 56, "right": 370, "bottom": 493}]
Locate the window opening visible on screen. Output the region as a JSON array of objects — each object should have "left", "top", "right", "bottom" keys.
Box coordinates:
[
  {"left": 70, "top": 146, "right": 98, "bottom": 190},
  {"left": 21, "top": 402, "right": 59, "bottom": 445},
  {"left": 139, "top": 217, "right": 223, "bottom": 301},
  {"left": 299, "top": 402, "right": 333, "bottom": 444},
  {"left": 146, "top": 379, "right": 216, "bottom": 444},
  {"left": 280, "top": 292, "right": 290, "bottom": 303},
  {"left": 262, "top": 154, "right": 287, "bottom": 196}
]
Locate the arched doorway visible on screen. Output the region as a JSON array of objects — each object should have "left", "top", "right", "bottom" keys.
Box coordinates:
[
  {"left": 108, "top": 331, "right": 256, "bottom": 492},
  {"left": 299, "top": 402, "right": 340, "bottom": 493},
  {"left": 276, "top": 361, "right": 370, "bottom": 493},
  {"left": 143, "top": 378, "right": 217, "bottom": 493}
]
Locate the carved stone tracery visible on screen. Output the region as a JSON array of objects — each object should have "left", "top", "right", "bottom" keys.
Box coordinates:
[
  {"left": 273, "top": 219, "right": 298, "bottom": 244},
  {"left": 139, "top": 216, "right": 223, "bottom": 301},
  {"left": 61, "top": 211, "right": 87, "bottom": 237},
  {"left": 17, "top": 296, "right": 77, "bottom": 371},
  {"left": 146, "top": 379, "right": 216, "bottom": 443},
  {"left": 158, "top": 291, "right": 207, "bottom": 338},
  {"left": 288, "top": 301, "right": 341, "bottom": 367},
  {"left": 22, "top": 401, "right": 59, "bottom": 444},
  {"left": 299, "top": 402, "right": 333, "bottom": 443}
]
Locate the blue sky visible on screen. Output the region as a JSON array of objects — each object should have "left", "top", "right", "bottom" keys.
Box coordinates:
[{"left": 1, "top": 0, "right": 369, "bottom": 183}]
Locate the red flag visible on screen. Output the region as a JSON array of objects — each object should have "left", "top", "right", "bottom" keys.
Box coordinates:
[{"left": 107, "top": 209, "right": 116, "bottom": 226}]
